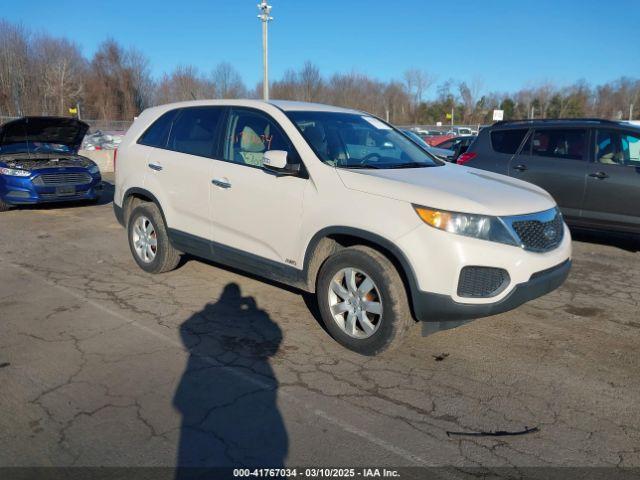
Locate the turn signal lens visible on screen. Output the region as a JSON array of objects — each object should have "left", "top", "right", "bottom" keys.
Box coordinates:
[{"left": 414, "top": 207, "right": 452, "bottom": 230}]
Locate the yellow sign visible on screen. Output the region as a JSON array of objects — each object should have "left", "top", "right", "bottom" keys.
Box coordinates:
[
  {"left": 68, "top": 107, "right": 77, "bottom": 114},
  {"left": 445, "top": 113, "right": 452, "bottom": 120}
]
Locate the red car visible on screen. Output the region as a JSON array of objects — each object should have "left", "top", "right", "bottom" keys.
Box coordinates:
[{"left": 422, "top": 133, "right": 454, "bottom": 146}]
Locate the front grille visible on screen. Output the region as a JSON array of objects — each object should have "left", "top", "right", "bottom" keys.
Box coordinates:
[
  {"left": 458, "top": 266, "right": 510, "bottom": 298},
  {"left": 33, "top": 172, "right": 92, "bottom": 186},
  {"left": 511, "top": 212, "right": 564, "bottom": 252}
]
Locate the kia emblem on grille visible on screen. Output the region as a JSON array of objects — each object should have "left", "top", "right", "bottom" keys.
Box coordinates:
[{"left": 543, "top": 225, "right": 557, "bottom": 241}]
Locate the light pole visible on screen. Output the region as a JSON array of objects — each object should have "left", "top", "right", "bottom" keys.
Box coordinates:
[{"left": 258, "top": 1, "right": 273, "bottom": 101}]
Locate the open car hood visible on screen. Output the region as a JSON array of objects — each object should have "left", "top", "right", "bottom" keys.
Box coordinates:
[{"left": 0, "top": 117, "right": 89, "bottom": 151}]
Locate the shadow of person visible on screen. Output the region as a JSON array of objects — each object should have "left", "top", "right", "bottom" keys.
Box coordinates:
[{"left": 173, "top": 283, "right": 288, "bottom": 477}]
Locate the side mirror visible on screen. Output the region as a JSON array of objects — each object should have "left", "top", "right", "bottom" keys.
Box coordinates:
[{"left": 262, "top": 150, "right": 300, "bottom": 176}]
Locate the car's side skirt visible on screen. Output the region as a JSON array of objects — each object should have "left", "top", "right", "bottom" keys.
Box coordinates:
[{"left": 167, "top": 228, "right": 307, "bottom": 290}]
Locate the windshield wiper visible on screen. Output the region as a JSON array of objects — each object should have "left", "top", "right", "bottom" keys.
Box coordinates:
[
  {"left": 386, "top": 162, "right": 431, "bottom": 169},
  {"left": 341, "top": 164, "right": 384, "bottom": 169}
]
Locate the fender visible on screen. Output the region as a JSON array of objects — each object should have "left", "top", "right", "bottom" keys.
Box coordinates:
[
  {"left": 117, "top": 187, "right": 168, "bottom": 228},
  {"left": 301, "top": 227, "right": 421, "bottom": 314}
]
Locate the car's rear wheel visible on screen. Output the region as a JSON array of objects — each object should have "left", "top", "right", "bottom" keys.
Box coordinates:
[
  {"left": 127, "top": 203, "right": 180, "bottom": 273},
  {"left": 316, "top": 245, "right": 414, "bottom": 355}
]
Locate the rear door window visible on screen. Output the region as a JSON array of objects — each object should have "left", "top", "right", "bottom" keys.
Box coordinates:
[
  {"left": 138, "top": 110, "right": 178, "bottom": 148},
  {"left": 620, "top": 132, "right": 640, "bottom": 166},
  {"left": 490, "top": 129, "right": 528, "bottom": 154},
  {"left": 596, "top": 129, "right": 640, "bottom": 166},
  {"left": 168, "top": 107, "right": 223, "bottom": 158},
  {"left": 531, "top": 129, "right": 586, "bottom": 161}
]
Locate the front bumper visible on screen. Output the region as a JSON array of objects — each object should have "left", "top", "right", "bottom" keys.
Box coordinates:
[
  {"left": 417, "top": 259, "right": 571, "bottom": 333},
  {"left": 395, "top": 221, "right": 572, "bottom": 331},
  {"left": 0, "top": 174, "right": 102, "bottom": 205}
]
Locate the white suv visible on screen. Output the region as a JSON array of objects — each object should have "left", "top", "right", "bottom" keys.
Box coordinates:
[{"left": 114, "top": 100, "right": 572, "bottom": 355}]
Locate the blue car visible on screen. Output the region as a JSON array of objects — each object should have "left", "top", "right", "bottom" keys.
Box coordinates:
[{"left": 0, "top": 116, "right": 103, "bottom": 211}]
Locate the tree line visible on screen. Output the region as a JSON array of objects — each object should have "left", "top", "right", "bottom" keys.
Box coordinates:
[{"left": 1, "top": 18, "right": 638, "bottom": 125}]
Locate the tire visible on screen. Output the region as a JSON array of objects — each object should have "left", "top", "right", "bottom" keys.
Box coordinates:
[
  {"left": 316, "top": 245, "right": 414, "bottom": 355},
  {"left": 127, "top": 203, "right": 180, "bottom": 274},
  {"left": 0, "top": 197, "right": 11, "bottom": 212}
]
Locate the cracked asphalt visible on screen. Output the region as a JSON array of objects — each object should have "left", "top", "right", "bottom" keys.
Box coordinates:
[{"left": 0, "top": 174, "right": 639, "bottom": 475}]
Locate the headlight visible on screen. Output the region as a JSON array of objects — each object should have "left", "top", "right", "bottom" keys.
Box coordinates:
[
  {"left": 88, "top": 165, "right": 100, "bottom": 175},
  {"left": 413, "top": 205, "right": 518, "bottom": 246},
  {"left": 0, "top": 167, "right": 31, "bottom": 177}
]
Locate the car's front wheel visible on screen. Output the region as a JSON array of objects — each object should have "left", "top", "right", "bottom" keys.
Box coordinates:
[
  {"left": 127, "top": 203, "right": 180, "bottom": 274},
  {"left": 316, "top": 245, "right": 414, "bottom": 355}
]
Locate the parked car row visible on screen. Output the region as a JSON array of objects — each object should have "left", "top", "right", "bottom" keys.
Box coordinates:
[
  {"left": 10, "top": 109, "right": 615, "bottom": 356},
  {"left": 459, "top": 118, "right": 640, "bottom": 235}
]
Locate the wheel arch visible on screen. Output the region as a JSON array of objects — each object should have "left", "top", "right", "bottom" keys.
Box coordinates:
[
  {"left": 122, "top": 187, "right": 167, "bottom": 227},
  {"left": 302, "top": 227, "right": 420, "bottom": 320}
]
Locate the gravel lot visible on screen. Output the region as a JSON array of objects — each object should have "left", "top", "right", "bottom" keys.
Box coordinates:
[{"left": 0, "top": 175, "right": 638, "bottom": 476}]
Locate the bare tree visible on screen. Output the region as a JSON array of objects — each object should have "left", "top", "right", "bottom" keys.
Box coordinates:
[
  {"left": 403, "top": 68, "right": 435, "bottom": 122},
  {"left": 532, "top": 82, "right": 555, "bottom": 118},
  {"left": 31, "top": 35, "right": 85, "bottom": 116},
  {"left": 299, "top": 61, "right": 323, "bottom": 102},
  {"left": 271, "top": 69, "right": 300, "bottom": 100},
  {"left": 155, "top": 65, "right": 214, "bottom": 104},
  {"left": 212, "top": 62, "right": 246, "bottom": 99},
  {"left": 0, "top": 20, "right": 30, "bottom": 115},
  {"left": 84, "top": 39, "right": 153, "bottom": 120},
  {"left": 458, "top": 77, "right": 484, "bottom": 123}
]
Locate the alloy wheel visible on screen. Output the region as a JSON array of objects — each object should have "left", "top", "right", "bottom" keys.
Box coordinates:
[{"left": 327, "top": 267, "right": 383, "bottom": 339}]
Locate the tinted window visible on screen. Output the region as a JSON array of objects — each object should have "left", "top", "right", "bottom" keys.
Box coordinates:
[
  {"left": 138, "top": 110, "right": 178, "bottom": 148},
  {"left": 531, "top": 129, "right": 585, "bottom": 161},
  {"left": 223, "top": 108, "right": 296, "bottom": 167},
  {"left": 168, "top": 107, "right": 222, "bottom": 157},
  {"left": 596, "top": 129, "right": 640, "bottom": 166},
  {"left": 491, "top": 129, "right": 527, "bottom": 154}
]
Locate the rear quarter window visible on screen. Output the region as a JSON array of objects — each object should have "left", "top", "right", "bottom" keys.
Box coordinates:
[
  {"left": 138, "top": 110, "right": 178, "bottom": 148},
  {"left": 490, "top": 129, "right": 528, "bottom": 154}
]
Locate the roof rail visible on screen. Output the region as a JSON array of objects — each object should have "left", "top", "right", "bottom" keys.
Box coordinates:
[{"left": 493, "top": 118, "right": 621, "bottom": 126}]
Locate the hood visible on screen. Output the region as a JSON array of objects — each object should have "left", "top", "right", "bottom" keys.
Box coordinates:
[
  {"left": 336, "top": 163, "right": 556, "bottom": 217},
  {"left": 0, "top": 117, "right": 89, "bottom": 151}
]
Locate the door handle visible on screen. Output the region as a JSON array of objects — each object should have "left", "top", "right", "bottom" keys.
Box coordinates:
[
  {"left": 148, "top": 162, "right": 163, "bottom": 171},
  {"left": 513, "top": 164, "right": 527, "bottom": 172},
  {"left": 211, "top": 177, "right": 232, "bottom": 189},
  {"left": 589, "top": 171, "right": 609, "bottom": 180}
]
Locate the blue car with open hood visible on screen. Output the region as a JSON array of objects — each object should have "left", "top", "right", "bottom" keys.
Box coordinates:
[{"left": 0, "top": 116, "right": 103, "bottom": 211}]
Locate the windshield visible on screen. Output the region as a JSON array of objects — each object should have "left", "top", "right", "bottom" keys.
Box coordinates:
[
  {"left": 0, "top": 141, "right": 74, "bottom": 155},
  {"left": 287, "top": 111, "right": 441, "bottom": 169},
  {"left": 402, "top": 130, "right": 432, "bottom": 150}
]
